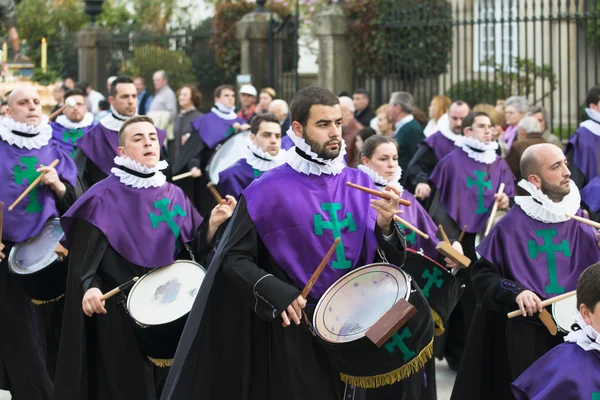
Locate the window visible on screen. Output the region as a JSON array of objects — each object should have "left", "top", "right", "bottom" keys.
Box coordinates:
[{"left": 473, "top": 0, "right": 519, "bottom": 71}]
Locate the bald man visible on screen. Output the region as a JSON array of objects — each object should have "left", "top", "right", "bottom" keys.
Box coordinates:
[
  {"left": 0, "top": 86, "right": 78, "bottom": 399},
  {"left": 452, "top": 143, "right": 600, "bottom": 400}
]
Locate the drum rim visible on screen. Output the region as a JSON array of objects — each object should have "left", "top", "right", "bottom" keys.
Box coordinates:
[
  {"left": 551, "top": 295, "right": 578, "bottom": 333},
  {"left": 206, "top": 130, "right": 251, "bottom": 184},
  {"left": 8, "top": 218, "right": 63, "bottom": 275},
  {"left": 126, "top": 260, "right": 206, "bottom": 327},
  {"left": 312, "top": 263, "right": 411, "bottom": 344}
]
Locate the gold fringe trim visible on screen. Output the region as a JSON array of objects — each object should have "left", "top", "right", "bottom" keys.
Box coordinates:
[
  {"left": 31, "top": 294, "right": 65, "bottom": 305},
  {"left": 431, "top": 308, "right": 445, "bottom": 336},
  {"left": 340, "top": 337, "right": 434, "bottom": 389},
  {"left": 147, "top": 357, "right": 173, "bottom": 367}
]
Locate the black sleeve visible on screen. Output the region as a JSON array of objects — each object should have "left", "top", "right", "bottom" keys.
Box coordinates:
[
  {"left": 565, "top": 144, "right": 587, "bottom": 189},
  {"left": 374, "top": 221, "right": 407, "bottom": 267},
  {"left": 67, "top": 219, "right": 109, "bottom": 293},
  {"left": 406, "top": 144, "right": 438, "bottom": 187},
  {"left": 471, "top": 256, "right": 526, "bottom": 312},
  {"left": 55, "top": 180, "right": 77, "bottom": 214},
  {"left": 161, "top": 146, "right": 173, "bottom": 181}
]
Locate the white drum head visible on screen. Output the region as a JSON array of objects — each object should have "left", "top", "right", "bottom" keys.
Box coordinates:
[
  {"left": 208, "top": 130, "right": 251, "bottom": 184},
  {"left": 127, "top": 260, "right": 205, "bottom": 326},
  {"left": 9, "top": 218, "right": 63, "bottom": 274},
  {"left": 313, "top": 264, "right": 411, "bottom": 344},
  {"left": 552, "top": 295, "right": 578, "bottom": 333}
]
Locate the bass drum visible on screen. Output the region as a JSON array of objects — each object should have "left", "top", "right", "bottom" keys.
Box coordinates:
[
  {"left": 474, "top": 209, "right": 508, "bottom": 258},
  {"left": 206, "top": 130, "right": 251, "bottom": 184}
]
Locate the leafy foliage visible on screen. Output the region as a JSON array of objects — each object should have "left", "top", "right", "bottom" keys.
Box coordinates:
[{"left": 445, "top": 80, "right": 504, "bottom": 108}]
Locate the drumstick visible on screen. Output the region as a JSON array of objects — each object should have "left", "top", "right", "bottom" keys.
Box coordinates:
[
  {"left": 0, "top": 202, "right": 4, "bottom": 243},
  {"left": 394, "top": 215, "right": 429, "bottom": 240},
  {"left": 49, "top": 97, "right": 77, "bottom": 122},
  {"left": 437, "top": 224, "right": 451, "bottom": 244},
  {"left": 301, "top": 237, "right": 341, "bottom": 298},
  {"left": 100, "top": 277, "right": 139, "bottom": 301},
  {"left": 346, "top": 182, "right": 411, "bottom": 207},
  {"left": 458, "top": 225, "right": 467, "bottom": 243},
  {"left": 8, "top": 159, "right": 60, "bottom": 212},
  {"left": 507, "top": 290, "right": 576, "bottom": 319},
  {"left": 172, "top": 171, "right": 194, "bottom": 182},
  {"left": 484, "top": 183, "right": 505, "bottom": 236},
  {"left": 206, "top": 182, "right": 224, "bottom": 204},
  {"left": 565, "top": 213, "right": 600, "bottom": 229}
]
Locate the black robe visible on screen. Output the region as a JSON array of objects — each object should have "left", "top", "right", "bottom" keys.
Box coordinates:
[
  {"left": 406, "top": 144, "right": 439, "bottom": 196},
  {"left": 52, "top": 219, "right": 212, "bottom": 400},
  {"left": 450, "top": 258, "right": 565, "bottom": 400},
  {"left": 161, "top": 196, "right": 436, "bottom": 400},
  {"left": 564, "top": 142, "right": 588, "bottom": 190}
]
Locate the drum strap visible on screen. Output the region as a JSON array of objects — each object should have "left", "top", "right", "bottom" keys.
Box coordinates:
[{"left": 376, "top": 246, "right": 388, "bottom": 264}]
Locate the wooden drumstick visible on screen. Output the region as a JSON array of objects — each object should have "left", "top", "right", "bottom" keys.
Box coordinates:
[
  {"left": 346, "top": 182, "right": 411, "bottom": 207},
  {"left": 8, "top": 159, "right": 60, "bottom": 212},
  {"left": 484, "top": 183, "right": 505, "bottom": 237},
  {"left": 0, "top": 202, "right": 4, "bottom": 244},
  {"left": 49, "top": 97, "right": 77, "bottom": 122},
  {"left": 458, "top": 225, "right": 467, "bottom": 243},
  {"left": 301, "top": 237, "right": 341, "bottom": 298},
  {"left": 206, "top": 182, "right": 224, "bottom": 204},
  {"left": 100, "top": 276, "right": 139, "bottom": 301},
  {"left": 394, "top": 215, "right": 429, "bottom": 240},
  {"left": 565, "top": 213, "right": 600, "bottom": 229},
  {"left": 437, "top": 224, "right": 451, "bottom": 244},
  {"left": 172, "top": 171, "right": 194, "bottom": 182},
  {"left": 538, "top": 309, "right": 558, "bottom": 336},
  {"left": 507, "top": 290, "right": 576, "bottom": 319}
]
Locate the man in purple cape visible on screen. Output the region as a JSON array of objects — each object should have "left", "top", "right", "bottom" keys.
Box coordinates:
[
  {"left": 0, "top": 86, "right": 78, "bottom": 399},
  {"left": 218, "top": 113, "right": 285, "bottom": 199},
  {"left": 452, "top": 144, "right": 600, "bottom": 400},
  {"left": 161, "top": 87, "right": 435, "bottom": 400},
  {"left": 75, "top": 76, "right": 167, "bottom": 189},
  {"left": 406, "top": 100, "right": 470, "bottom": 197},
  {"left": 581, "top": 175, "right": 600, "bottom": 222},
  {"left": 53, "top": 116, "right": 236, "bottom": 400},
  {"left": 49, "top": 88, "right": 94, "bottom": 157},
  {"left": 512, "top": 263, "right": 600, "bottom": 400},
  {"left": 566, "top": 86, "right": 600, "bottom": 189}
]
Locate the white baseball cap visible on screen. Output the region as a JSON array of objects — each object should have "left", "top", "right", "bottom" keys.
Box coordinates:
[{"left": 239, "top": 84, "right": 257, "bottom": 97}]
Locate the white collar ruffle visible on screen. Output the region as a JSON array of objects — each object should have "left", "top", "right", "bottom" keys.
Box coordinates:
[
  {"left": 580, "top": 108, "right": 600, "bottom": 136},
  {"left": 437, "top": 114, "right": 461, "bottom": 142},
  {"left": 100, "top": 108, "right": 134, "bottom": 132},
  {"left": 110, "top": 156, "right": 168, "bottom": 189},
  {"left": 56, "top": 112, "right": 94, "bottom": 130},
  {"left": 0, "top": 116, "right": 52, "bottom": 149},
  {"left": 357, "top": 164, "right": 403, "bottom": 194},
  {"left": 245, "top": 141, "right": 285, "bottom": 172},
  {"left": 565, "top": 311, "right": 600, "bottom": 353},
  {"left": 211, "top": 102, "right": 238, "bottom": 120},
  {"left": 515, "top": 179, "right": 581, "bottom": 223},
  {"left": 284, "top": 127, "right": 346, "bottom": 176},
  {"left": 454, "top": 135, "right": 498, "bottom": 164}
]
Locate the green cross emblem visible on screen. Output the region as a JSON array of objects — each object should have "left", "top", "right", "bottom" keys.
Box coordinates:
[
  {"left": 528, "top": 229, "right": 570, "bottom": 295},
  {"left": 384, "top": 327, "right": 417, "bottom": 361},
  {"left": 592, "top": 393, "right": 600, "bottom": 400},
  {"left": 314, "top": 202, "right": 356, "bottom": 270},
  {"left": 396, "top": 222, "right": 416, "bottom": 245},
  {"left": 148, "top": 198, "right": 187, "bottom": 239},
  {"left": 421, "top": 268, "right": 444, "bottom": 298},
  {"left": 466, "top": 170, "right": 492, "bottom": 214},
  {"left": 253, "top": 168, "right": 263, "bottom": 178},
  {"left": 225, "top": 126, "right": 236, "bottom": 138},
  {"left": 63, "top": 128, "right": 84, "bottom": 157},
  {"left": 14, "top": 156, "right": 42, "bottom": 213}
]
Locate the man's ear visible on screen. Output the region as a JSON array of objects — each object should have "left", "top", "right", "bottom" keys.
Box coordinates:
[{"left": 291, "top": 121, "right": 303, "bottom": 138}]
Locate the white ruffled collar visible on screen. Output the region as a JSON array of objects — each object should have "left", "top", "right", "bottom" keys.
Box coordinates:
[
  {"left": 110, "top": 156, "right": 168, "bottom": 189},
  {"left": 515, "top": 179, "right": 581, "bottom": 223},
  {"left": 437, "top": 114, "right": 461, "bottom": 142},
  {"left": 211, "top": 102, "right": 238, "bottom": 120},
  {"left": 245, "top": 141, "right": 285, "bottom": 172},
  {"left": 283, "top": 127, "right": 346, "bottom": 176},
  {"left": 454, "top": 135, "right": 498, "bottom": 164},
  {"left": 100, "top": 108, "right": 135, "bottom": 132},
  {"left": 580, "top": 108, "right": 600, "bottom": 136},
  {"left": 56, "top": 112, "right": 94, "bottom": 130},
  {"left": 565, "top": 312, "right": 600, "bottom": 353},
  {"left": 0, "top": 116, "right": 52, "bottom": 149},
  {"left": 357, "top": 164, "right": 403, "bottom": 194}
]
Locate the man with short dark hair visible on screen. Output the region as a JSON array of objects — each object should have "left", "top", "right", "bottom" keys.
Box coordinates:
[
  {"left": 50, "top": 88, "right": 95, "bottom": 157},
  {"left": 389, "top": 91, "right": 425, "bottom": 181},
  {"left": 353, "top": 88, "right": 375, "bottom": 127}
]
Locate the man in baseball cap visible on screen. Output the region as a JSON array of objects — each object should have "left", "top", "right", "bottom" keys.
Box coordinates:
[{"left": 238, "top": 84, "right": 258, "bottom": 123}]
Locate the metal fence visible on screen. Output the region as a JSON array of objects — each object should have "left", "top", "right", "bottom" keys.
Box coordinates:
[
  {"left": 269, "top": 8, "right": 300, "bottom": 104},
  {"left": 353, "top": 0, "right": 600, "bottom": 139}
]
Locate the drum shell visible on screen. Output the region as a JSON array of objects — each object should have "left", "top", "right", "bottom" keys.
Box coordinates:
[
  {"left": 129, "top": 312, "right": 189, "bottom": 360},
  {"left": 11, "top": 258, "right": 68, "bottom": 301},
  {"left": 206, "top": 130, "right": 251, "bottom": 184}
]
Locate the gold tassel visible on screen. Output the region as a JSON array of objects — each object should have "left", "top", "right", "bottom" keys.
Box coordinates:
[
  {"left": 147, "top": 357, "right": 173, "bottom": 367},
  {"left": 431, "top": 308, "right": 445, "bottom": 336},
  {"left": 340, "top": 337, "right": 434, "bottom": 389},
  {"left": 31, "top": 294, "right": 65, "bottom": 306}
]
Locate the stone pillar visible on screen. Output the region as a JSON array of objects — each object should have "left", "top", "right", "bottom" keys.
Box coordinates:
[
  {"left": 312, "top": 5, "right": 352, "bottom": 92},
  {"left": 236, "top": 11, "right": 271, "bottom": 91},
  {"left": 77, "top": 27, "right": 110, "bottom": 95}
]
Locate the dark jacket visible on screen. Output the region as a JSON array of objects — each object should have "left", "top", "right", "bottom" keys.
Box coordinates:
[
  {"left": 505, "top": 133, "right": 547, "bottom": 182},
  {"left": 395, "top": 118, "right": 425, "bottom": 184}
]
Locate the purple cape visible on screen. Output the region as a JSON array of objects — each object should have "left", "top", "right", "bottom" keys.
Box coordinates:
[
  {"left": 568, "top": 126, "right": 600, "bottom": 183},
  {"left": 77, "top": 123, "right": 167, "bottom": 176},
  {"left": 477, "top": 205, "right": 600, "bottom": 298},
  {"left": 423, "top": 131, "right": 456, "bottom": 161},
  {"left": 50, "top": 120, "right": 94, "bottom": 157},
  {"left": 243, "top": 165, "right": 379, "bottom": 298},
  {"left": 218, "top": 158, "right": 258, "bottom": 199},
  {"left": 398, "top": 190, "right": 440, "bottom": 257},
  {"left": 512, "top": 342, "right": 600, "bottom": 399},
  {"left": 61, "top": 175, "right": 202, "bottom": 268},
  {"left": 0, "top": 139, "right": 77, "bottom": 243},
  {"left": 430, "top": 148, "right": 516, "bottom": 233},
  {"left": 503, "top": 125, "right": 518, "bottom": 150},
  {"left": 581, "top": 175, "right": 600, "bottom": 212},
  {"left": 281, "top": 135, "right": 294, "bottom": 150},
  {"left": 191, "top": 112, "right": 245, "bottom": 150}
]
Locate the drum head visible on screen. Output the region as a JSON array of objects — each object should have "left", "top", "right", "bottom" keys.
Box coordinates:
[
  {"left": 313, "top": 264, "right": 411, "bottom": 344},
  {"left": 127, "top": 260, "right": 206, "bottom": 326},
  {"left": 8, "top": 219, "right": 63, "bottom": 275},
  {"left": 552, "top": 295, "right": 578, "bottom": 333},
  {"left": 207, "top": 130, "right": 251, "bottom": 184}
]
